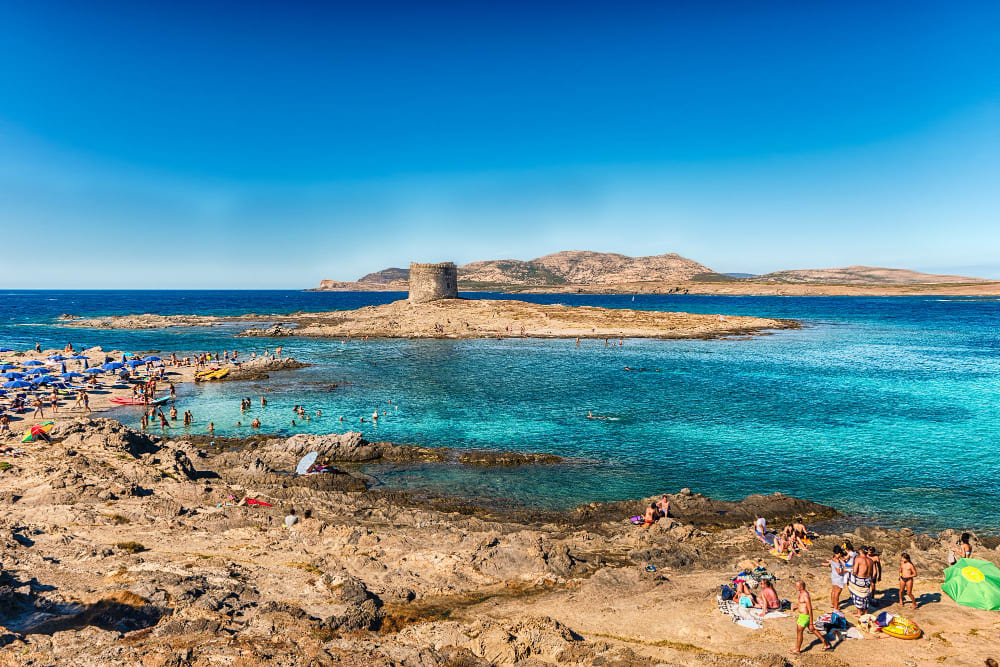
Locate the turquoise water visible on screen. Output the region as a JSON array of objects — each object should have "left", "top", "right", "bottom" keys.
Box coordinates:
[{"left": 3, "top": 291, "right": 999, "bottom": 532}]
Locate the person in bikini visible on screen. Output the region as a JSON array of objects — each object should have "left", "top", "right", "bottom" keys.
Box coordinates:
[
  {"left": 757, "top": 578, "right": 780, "bottom": 613},
  {"left": 898, "top": 553, "right": 917, "bottom": 609},
  {"left": 792, "top": 580, "right": 832, "bottom": 654},
  {"left": 641, "top": 503, "right": 659, "bottom": 528}
]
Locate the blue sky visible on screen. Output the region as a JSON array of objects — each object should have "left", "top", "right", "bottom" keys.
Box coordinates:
[{"left": 1, "top": 1, "right": 998, "bottom": 287}]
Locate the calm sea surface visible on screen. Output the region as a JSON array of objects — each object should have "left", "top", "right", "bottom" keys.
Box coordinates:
[{"left": 2, "top": 290, "right": 999, "bottom": 532}]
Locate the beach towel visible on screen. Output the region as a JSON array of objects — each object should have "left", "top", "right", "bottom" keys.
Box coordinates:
[
  {"left": 245, "top": 498, "right": 273, "bottom": 507},
  {"left": 769, "top": 547, "right": 793, "bottom": 561},
  {"left": 847, "top": 574, "right": 872, "bottom": 612}
]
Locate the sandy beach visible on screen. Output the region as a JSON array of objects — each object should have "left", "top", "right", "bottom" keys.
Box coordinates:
[
  {"left": 0, "top": 418, "right": 997, "bottom": 665},
  {"left": 0, "top": 346, "right": 304, "bottom": 433}
]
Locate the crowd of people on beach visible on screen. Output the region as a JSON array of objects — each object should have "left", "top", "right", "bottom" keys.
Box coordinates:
[{"left": 742, "top": 515, "right": 978, "bottom": 653}]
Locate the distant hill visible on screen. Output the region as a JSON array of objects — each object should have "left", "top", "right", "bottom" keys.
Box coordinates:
[
  {"left": 754, "top": 265, "right": 988, "bottom": 285},
  {"left": 459, "top": 251, "right": 715, "bottom": 285},
  {"left": 358, "top": 267, "right": 409, "bottom": 285},
  {"left": 311, "top": 256, "right": 990, "bottom": 291}
]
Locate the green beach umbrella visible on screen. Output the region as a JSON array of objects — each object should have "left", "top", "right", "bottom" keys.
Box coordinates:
[{"left": 942, "top": 558, "right": 1000, "bottom": 611}]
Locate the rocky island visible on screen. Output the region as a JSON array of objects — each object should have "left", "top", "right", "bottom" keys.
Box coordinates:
[{"left": 61, "top": 261, "right": 798, "bottom": 340}]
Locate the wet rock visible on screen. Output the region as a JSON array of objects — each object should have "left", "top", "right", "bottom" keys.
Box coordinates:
[{"left": 457, "top": 450, "right": 562, "bottom": 466}]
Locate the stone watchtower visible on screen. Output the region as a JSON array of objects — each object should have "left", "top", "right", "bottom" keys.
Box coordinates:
[{"left": 408, "top": 262, "right": 458, "bottom": 303}]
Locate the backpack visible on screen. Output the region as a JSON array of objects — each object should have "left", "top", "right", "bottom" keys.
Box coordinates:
[{"left": 720, "top": 585, "right": 734, "bottom": 601}]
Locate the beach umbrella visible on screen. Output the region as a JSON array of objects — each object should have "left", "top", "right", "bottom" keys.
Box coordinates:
[
  {"left": 0, "top": 364, "right": 16, "bottom": 371},
  {"left": 125, "top": 359, "right": 146, "bottom": 367},
  {"left": 295, "top": 451, "right": 319, "bottom": 475},
  {"left": 23, "top": 368, "right": 47, "bottom": 375},
  {"left": 21, "top": 421, "right": 55, "bottom": 443},
  {"left": 2, "top": 372, "right": 25, "bottom": 379},
  {"left": 67, "top": 355, "right": 90, "bottom": 360},
  {"left": 22, "top": 360, "right": 44, "bottom": 366},
  {"left": 143, "top": 356, "right": 162, "bottom": 362},
  {"left": 82, "top": 367, "right": 103, "bottom": 374},
  {"left": 32, "top": 375, "right": 56, "bottom": 384},
  {"left": 47, "top": 355, "right": 67, "bottom": 361},
  {"left": 3, "top": 380, "right": 31, "bottom": 389},
  {"left": 59, "top": 372, "right": 84, "bottom": 379},
  {"left": 943, "top": 558, "right": 1000, "bottom": 611},
  {"left": 0, "top": 347, "right": 14, "bottom": 352},
  {"left": 101, "top": 362, "right": 124, "bottom": 370}
]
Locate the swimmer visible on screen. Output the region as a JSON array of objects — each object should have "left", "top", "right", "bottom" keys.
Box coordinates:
[
  {"left": 291, "top": 420, "right": 296, "bottom": 426},
  {"left": 315, "top": 410, "right": 322, "bottom": 416},
  {"left": 372, "top": 410, "right": 379, "bottom": 420},
  {"left": 339, "top": 416, "right": 344, "bottom": 421}
]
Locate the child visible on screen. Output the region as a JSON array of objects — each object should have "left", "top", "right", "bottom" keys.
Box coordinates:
[{"left": 898, "top": 553, "right": 917, "bottom": 609}]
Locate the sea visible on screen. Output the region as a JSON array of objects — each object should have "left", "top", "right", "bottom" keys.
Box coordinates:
[{"left": 2, "top": 290, "right": 999, "bottom": 533}]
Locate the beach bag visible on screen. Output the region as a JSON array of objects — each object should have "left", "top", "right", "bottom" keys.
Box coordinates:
[
  {"left": 875, "top": 611, "right": 895, "bottom": 628},
  {"left": 720, "top": 585, "right": 734, "bottom": 601},
  {"left": 629, "top": 515, "right": 644, "bottom": 525}
]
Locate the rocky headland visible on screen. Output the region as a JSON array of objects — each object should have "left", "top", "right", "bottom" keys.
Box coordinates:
[
  {"left": 62, "top": 298, "right": 797, "bottom": 340},
  {"left": 1, "top": 418, "right": 997, "bottom": 666}
]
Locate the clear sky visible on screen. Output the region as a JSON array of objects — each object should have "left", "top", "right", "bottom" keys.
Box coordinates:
[{"left": 1, "top": 1, "right": 998, "bottom": 288}]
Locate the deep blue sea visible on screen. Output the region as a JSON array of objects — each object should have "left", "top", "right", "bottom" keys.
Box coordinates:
[{"left": 2, "top": 290, "right": 999, "bottom": 533}]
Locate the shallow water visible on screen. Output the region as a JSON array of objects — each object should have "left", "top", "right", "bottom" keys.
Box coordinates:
[{"left": 2, "top": 290, "right": 999, "bottom": 532}]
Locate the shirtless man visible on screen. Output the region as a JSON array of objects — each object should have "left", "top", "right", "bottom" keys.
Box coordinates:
[
  {"left": 847, "top": 548, "right": 874, "bottom": 614},
  {"left": 792, "top": 517, "right": 809, "bottom": 549},
  {"left": 792, "top": 580, "right": 832, "bottom": 654},
  {"left": 656, "top": 495, "right": 670, "bottom": 518}
]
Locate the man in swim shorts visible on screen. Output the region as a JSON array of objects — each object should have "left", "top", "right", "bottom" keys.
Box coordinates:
[
  {"left": 792, "top": 580, "right": 832, "bottom": 654},
  {"left": 847, "top": 549, "right": 874, "bottom": 614}
]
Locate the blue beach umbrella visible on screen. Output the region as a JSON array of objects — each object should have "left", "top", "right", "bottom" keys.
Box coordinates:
[
  {"left": 59, "top": 372, "right": 84, "bottom": 379},
  {"left": 47, "top": 355, "right": 67, "bottom": 361},
  {"left": 0, "top": 364, "right": 16, "bottom": 371},
  {"left": 143, "top": 356, "right": 162, "bottom": 362},
  {"left": 101, "top": 362, "right": 124, "bottom": 370},
  {"left": 125, "top": 359, "right": 146, "bottom": 367},
  {"left": 0, "top": 347, "right": 14, "bottom": 352},
  {"left": 23, "top": 368, "right": 47, "bottom": 375},
  {"left": 2, "top": 372, "right": 25, "bottom": 379},
  {"left": 33, "top": 375, "right": 57, "bottom": 384},
  {"left": 22, "top": 360, "right": 44, "bottom": 366},
  {"left": 82, "top": 368, "right": 103, "bottom": 374},
  {"left": 67, "top": 355, "right": 90, "bottom": 360},
  {"left": 3, "top": 380, "right": 31, "bottom": 389}
]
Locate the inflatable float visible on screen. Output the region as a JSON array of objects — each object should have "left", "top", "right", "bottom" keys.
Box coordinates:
[
  {"left": 109, "top": 396, "right": 169, "bottom": 406},
  {"left": 881, "top": 615, "right": 922, "bottom": 640}
]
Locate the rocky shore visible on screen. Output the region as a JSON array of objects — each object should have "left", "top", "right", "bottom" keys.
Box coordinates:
[
  {"left": 62, "top": 298, "right": 798, "bottom": 340},
  {"left": 1, "top": 419, "right": 997, "bottom": 666}
]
